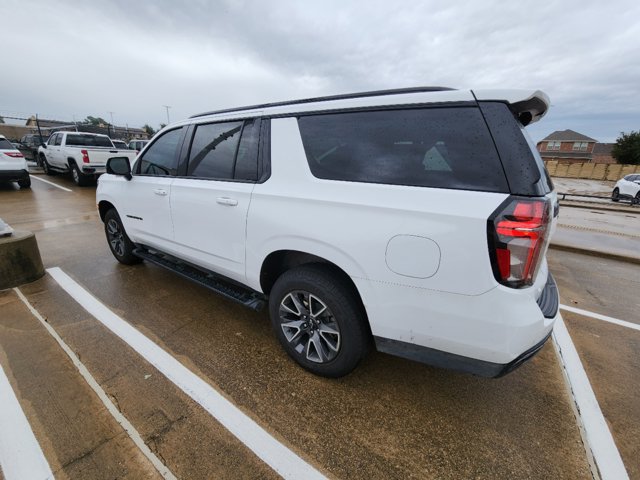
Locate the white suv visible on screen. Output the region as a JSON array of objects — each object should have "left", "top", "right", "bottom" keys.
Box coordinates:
[
  {"left": 612, "top": 174, "right": 640, "bottom": 204},
  {"left": 97, "top": 87, "right": 559, "bottom": 378}
]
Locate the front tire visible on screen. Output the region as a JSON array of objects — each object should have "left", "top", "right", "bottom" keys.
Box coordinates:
[
  {"left": 634, "top": 192, "right": 640, "bottom": 205},
  {"left": 269, "top": 264, "right": 369, "bottom": 378},
  {"left": 612, "top": 188, "right": 620, "bottom": 202},
  {"left": 104, "top": 209, "right": 142, "bottom": 265},
  {"left": 41, "top": 154, "right": 55, "bottom": 176}
]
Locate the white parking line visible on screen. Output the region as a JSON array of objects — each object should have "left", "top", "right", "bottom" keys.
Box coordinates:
[
  {"left": 560, "top": 304, "right": 640, "bottom": 332},
  {"left": 46, "top": 267, "right": 326, "bottom": 480},
  {"left": 552, "top": 316, "right": 629, "bottom": 480},
  {"left": 31, "top": 175, "right": 72, "bottom": 192},
  {"left": 0, "top": 361, "right": 54, "bottom": 480},
  {"left": 13, "top": 288, "right": 176, "bottom": 480}
]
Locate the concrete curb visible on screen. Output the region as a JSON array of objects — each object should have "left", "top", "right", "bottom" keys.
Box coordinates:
[
  {"left": 549, "top": 242, "right": 640, "bottom": 265},
  {"left": 0, "top": 231, "right": 45, "bottom": 289}
]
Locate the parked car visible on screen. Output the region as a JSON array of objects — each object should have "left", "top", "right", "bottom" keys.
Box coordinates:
[
  {"left": 38, "top": 132, "right": 136, "bottom": 186},
  {"left": 128, "top": 139, "right": 149, "bottom": 153},
  {"left": 612, "top": 174, "right": 640, "bottom": 204},
  {"left": 97, "top": 87, "right": 559, "bottom": 378},
  {"left": 112, "top": 139, "right": 128, "bottom": 149},
  {"left": 0, "top": 135, "right": 30, "bottom": 188},
  {"left": 17, "top": 134, "right": 46, "bottom": 161}
]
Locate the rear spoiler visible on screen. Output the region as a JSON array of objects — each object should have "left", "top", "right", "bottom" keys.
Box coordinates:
[{"left": 472, "top": 89, "right": 550, "bottom": 126}]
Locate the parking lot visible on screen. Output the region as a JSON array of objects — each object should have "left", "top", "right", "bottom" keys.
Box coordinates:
[{"left": 1, "top": 173, "right": 638, "bottom": 479}]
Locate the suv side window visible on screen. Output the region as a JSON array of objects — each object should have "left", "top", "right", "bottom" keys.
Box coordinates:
[
  {"left": 186, "top": 119, "right": 260, "bottom": 181},
  {"left": 188, "top": 121, "right": 242, "bottom": 179},
  {"left": 47, "top": 134, "right": 57, "bottom": 145},
  {"left": 298, "top": 108, "right": 509, "bottom": 193},
  {"left": 54, "top": 134, "right": 63, "bottom": 146},
  {"left": 137, "top": 127, "right": 184, "bottom": 176}
]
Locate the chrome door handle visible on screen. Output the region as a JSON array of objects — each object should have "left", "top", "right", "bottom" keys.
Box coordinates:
[
  {"left": 153, "top": 189, "right": 168, "bottom": 196},
  {"left": 216, "top": 197, "right": 238, "bottom": 206}
]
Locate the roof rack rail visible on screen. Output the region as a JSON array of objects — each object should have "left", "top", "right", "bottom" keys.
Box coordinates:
[{"left": 190, "top": 86, "right": 455, "bottom": 118}]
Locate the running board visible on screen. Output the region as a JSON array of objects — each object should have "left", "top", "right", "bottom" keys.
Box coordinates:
[{"left": 133, "top": 247, "right": 266, "bottom": 311}]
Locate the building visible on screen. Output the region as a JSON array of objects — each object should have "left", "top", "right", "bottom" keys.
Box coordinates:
[{"left": 536, "top": 129, "right": 615, "bottom": 164}]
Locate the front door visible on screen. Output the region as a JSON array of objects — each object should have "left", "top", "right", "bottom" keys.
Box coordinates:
[{"left": 121, "top": 127, "right": 186, "bottom": 253}]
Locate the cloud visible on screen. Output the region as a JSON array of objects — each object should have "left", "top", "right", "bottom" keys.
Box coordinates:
[{"left": 2, "top": 0, "right": 639, "bottom": 141}]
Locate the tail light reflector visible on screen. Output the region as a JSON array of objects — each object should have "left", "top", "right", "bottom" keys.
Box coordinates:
[
  {"left": 487, "top": 197, "right": 551, "bottom": 288},
  {"left": 81, "top": 149, "right": 90, "bottom": 163},
  {"left": 4, "top": 152, "right": 24, "bottom": 158}
]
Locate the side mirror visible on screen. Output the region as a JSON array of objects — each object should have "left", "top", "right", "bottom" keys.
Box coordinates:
[
  {"left": 41, "top": 143, "right": 47, "bottom": 149},
  {"left": 107, "top": 157, "right": 132, "bottom": 180}
]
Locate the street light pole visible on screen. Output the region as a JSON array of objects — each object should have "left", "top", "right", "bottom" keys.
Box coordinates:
[
  {"left": 163, "top": 105, "right": 171, "bottom": 124},
  {"left": 108, "top": 111, "right": 115, "bottom": 138}
]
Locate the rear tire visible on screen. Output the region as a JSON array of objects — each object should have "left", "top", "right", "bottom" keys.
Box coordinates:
[
  {"left": 269, "top": 264, "right": 369, "bottom": 378},
  {"left": 18, "top": 176, "right": 31, "bottom": 189},
  {"left": 612, "top": 188, "right": 620, "bottom": 202},
  {"left": 104, "top": 209, "right": 142, "bottom": 265},
  {"left": 71, "top": 163, "right": 90, "bottom": 186}
]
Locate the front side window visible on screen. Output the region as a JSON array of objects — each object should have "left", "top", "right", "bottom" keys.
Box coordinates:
[
  {"left": 137, "top": 127, "right": 184, "bottom": 176},
  {"left": 48, "top": 134, "right": 58, "bottom": 145},
  {"left": 298, "top": 108, "right": 509, "bottom": 192},
  {"left": 54, "top": 134, "right": 63, "bottom": 146}
]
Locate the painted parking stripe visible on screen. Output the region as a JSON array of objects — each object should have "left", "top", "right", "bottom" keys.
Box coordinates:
[
  {"left": 0, "top": 362, "right": 54, "bottom": 480},
  {"left": 560, "top": 304, "right": 640, "bottom": 332},
  {"left": 46, "top": 267, "right": 326, "bottom": 480},
  {"left": 552, "top": 316, "right": 629, "bottom": 480},
  {"left": 13, "top": 288, "right": 177, "bottom": 480},
  {"left": 31, "top": 175, "right": 72, "bottom": 192}
]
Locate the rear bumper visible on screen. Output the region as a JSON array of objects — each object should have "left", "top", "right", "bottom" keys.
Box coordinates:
[
  {"left": 82, "top": 165, "right": 106, "bottom": 175},
  {"left": 375, "top": 329, "right": 552, "bottom": 378},
  {"left": 357, "top": 268, "right": 560, "bottom": 376},
  {"left": 0, "top": 169, "right": 29, "bottom": 182}
]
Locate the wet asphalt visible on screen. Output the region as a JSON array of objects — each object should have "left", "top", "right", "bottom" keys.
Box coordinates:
[{"left": 1, "top": 174, "right": 636, "bottom": 479}]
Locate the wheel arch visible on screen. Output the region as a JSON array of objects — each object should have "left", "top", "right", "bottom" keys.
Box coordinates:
[
  {"left": 98, "top": 200, "right": 116, "bottom": 222},
  {"left": 259, "top": 249, "right": 371, "bottom": 334}
]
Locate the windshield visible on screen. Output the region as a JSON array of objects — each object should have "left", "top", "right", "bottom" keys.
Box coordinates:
[{"left": 66, "top": 134, "right": 114, "bottom": 148}]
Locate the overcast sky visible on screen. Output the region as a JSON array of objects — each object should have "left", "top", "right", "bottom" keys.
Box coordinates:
[{"left": 3, "top": 0, "right": 639, "bottom": 142}]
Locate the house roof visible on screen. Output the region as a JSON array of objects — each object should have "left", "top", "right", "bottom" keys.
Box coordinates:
[
  {"left": 540, "top": 129, "right": 598, "bottom": 143},
  {"left": 593, "top": 143, "right": 614, "bottom": 154}
]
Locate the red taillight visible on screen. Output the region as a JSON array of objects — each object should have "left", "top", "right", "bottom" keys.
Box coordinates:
[
  {"left": 488, "top": 197, "right": 551, "bottom": 288},
  {"left": 4, "top": 152, "right": 24, "bottom": 158},
  {"left": 81, "top": 149, "right": 90, "bottom": 163}
]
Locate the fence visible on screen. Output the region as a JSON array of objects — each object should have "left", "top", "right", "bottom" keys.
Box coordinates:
[{"left": 544, "top": 161, "right": 640, "bottom": 181}]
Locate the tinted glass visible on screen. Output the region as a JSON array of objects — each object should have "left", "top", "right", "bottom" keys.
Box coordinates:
[
  {"left": 234, "top": 119, "right": 260, "bottom": 181},
  {"left": 138, "top": 128, "right": 184, "bottom": 176},
  {"left": 66, "top": 135, "right": 114, "bottom": 147},
  {"left": 0, "top": 138, "right": 14, "bottom": 149},
  {"left": 188, "top": 121, "right": 242, "bottom": 179},
  {"left": 298, "top": 108, "right": 509, "bottom": 192},
  {"left": 54, "top": 134, "right": 62, "bottom": 146}
]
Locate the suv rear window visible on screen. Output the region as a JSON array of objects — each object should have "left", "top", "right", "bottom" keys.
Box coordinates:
[{"left": 297, "top": 108, "right": 509, "bottom": 193}]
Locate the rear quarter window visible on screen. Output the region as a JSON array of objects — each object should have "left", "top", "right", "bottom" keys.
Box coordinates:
[{"left": 297, "top": 107, "right": 509, "bottom": 192}]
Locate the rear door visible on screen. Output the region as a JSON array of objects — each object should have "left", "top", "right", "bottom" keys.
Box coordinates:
[
  {"left": 120, "top": 126, "right": 186, "bottom": 253},
  {"left": 170, "top": 118, "right": 262, "bottom": 283}
]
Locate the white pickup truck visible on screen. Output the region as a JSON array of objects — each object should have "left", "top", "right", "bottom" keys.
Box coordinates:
[{"left": 38, "top": 131, "right": 137, "bottom": 186}]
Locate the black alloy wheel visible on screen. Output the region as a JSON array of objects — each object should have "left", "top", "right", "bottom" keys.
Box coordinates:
[
  {"left": 104, "top": 209, "right": 142, "bottom": 265},
  {"left": 269, "top": 264, "right": 369, "bottom": 378}
]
